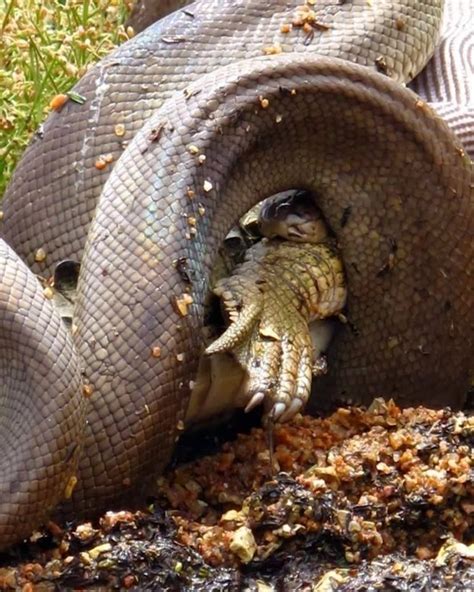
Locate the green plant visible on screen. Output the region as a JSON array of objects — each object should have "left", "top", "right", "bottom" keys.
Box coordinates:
[{"left": 0, "top": 0, "right": 133, "bottom": 197}]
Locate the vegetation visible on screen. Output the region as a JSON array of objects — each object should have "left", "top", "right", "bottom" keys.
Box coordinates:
[{"left": 0, "top": 0, "right": 133, "bottom": 197}]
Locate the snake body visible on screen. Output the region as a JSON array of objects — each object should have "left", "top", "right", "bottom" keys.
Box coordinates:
[{"left": 0, "top": 0, "right": 472, "bottom": 549}]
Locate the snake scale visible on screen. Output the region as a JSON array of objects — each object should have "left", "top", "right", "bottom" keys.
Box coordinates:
[{"left": 0, "top": 0, "right": 472, "bottom": 550}]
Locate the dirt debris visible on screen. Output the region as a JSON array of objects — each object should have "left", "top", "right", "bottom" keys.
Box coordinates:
[{"left": 0, "top": 400, "right": 472, "bottom": 590}]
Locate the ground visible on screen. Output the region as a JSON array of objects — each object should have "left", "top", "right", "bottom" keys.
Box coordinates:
[{"left": 1, "top": 400, "right": 472, "bottom": 590}]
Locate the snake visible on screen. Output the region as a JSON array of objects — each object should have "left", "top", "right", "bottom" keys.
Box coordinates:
[{"left": 0, "top": 0, "right": 472, "bottom": 550}]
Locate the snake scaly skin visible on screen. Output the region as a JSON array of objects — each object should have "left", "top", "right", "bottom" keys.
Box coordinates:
[{"left": 0, "top": 0, "right": 472, "bottom": 549}]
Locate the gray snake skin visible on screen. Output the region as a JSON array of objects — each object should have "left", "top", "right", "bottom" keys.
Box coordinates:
[{"left": 0, "top": 0, "right": 472, "bottom": 549}]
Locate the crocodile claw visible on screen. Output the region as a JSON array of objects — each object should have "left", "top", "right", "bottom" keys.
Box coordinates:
[{"left": 207, "top": 238, "right": 346, "bottom": 423}]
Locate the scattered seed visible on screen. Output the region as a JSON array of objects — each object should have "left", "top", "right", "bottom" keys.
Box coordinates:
[
  {"left": 263, "top": 44, "right": 282, "bottom": 55},
  {"left": 188, "top": 144, "right": 199, "bottom": 154},
  {"left": 187, "top": 187, "right": 195, "bottom": 199},
  {"left": 203, "top": 180, "right": 213, "bottom": 192},
  {"left": 275, "top": 114, "right": 283, "bottom": 123},
  {"left": 43, "top": 286, "right": 54, "bottom": 299},
  {"left": 49, "top": 94, "right": 69, "bottom": 111},
  {"left": 151, "top": 346, "right": 161, "bottom": 358},
  {"left": 280, "top": 23, "right": 292, "bottom": 33},
  {"left": 34, "top": 248, "right": 47, "bottom": 262},
  {"left": 259, "top": 96, "right": 270, "bottom": 109},
  {"left": 176, "top": 353, "right": 185, "bottom": 362},
  {"left": 198, "top": 154, "right": 206, "bottom": 164},
  {"left": 198, "top": 204, "right": 205, "bottom": 216},
  {"left": 83, "top": 384, "right": 94, "bottom": 398},
  {"left": 293, "top": 3, "right": 330, "bottom": 32},
  {"left": 95, "top": 157, "right": 107, "bottom": 170},
  {"left": 114, "top": 123, "right": 125, "bottom": 137},
  {"left": 172, "top": 293, "right": 194, "bottom": 317},
  {"left": 188, "top": 216, "right": 197, "bottom": 227}
]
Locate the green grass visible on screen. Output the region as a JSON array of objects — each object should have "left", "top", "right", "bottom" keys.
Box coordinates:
[{"left": 0, "top": 0, "right": 133, "bottom": 197}]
